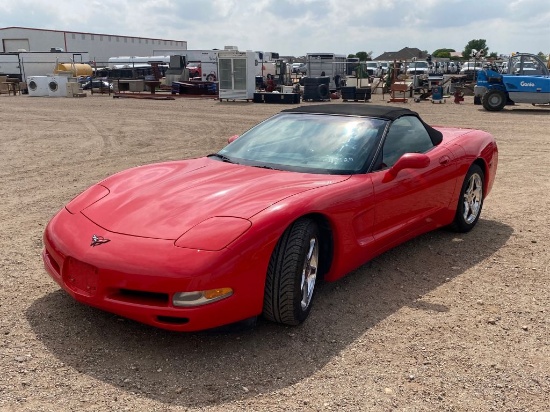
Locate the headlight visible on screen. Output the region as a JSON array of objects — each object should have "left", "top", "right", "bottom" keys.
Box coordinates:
[
  {"left": 65, "top": 184, "right": 109, "bottom": 214},
  {"left": 174, "top": 216, "right": 251, "bottom": 250},
  {"left": 173, "top": 288, "right": 233, "bottom": 307}
]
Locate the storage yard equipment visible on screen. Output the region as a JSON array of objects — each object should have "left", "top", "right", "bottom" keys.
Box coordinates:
[
  {"left": 218, "top": 50, "right": 256, "bottom": 101},
  {"left": 305, "top": 53, "right": 346, "bottom": 91},
  {"left": 474, "top": 53, "right": 550, "bottom": 111},
  {"left": 431, "top": 85, "right": 444, "bottom": 103},
  {"left": 302, "top": 76, "right": 331, "bottom": 101},
  {"left": 0, "top": 51, "right": 89, "bottom": 86}
]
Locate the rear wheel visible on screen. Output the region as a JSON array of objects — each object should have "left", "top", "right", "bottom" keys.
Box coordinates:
[
  {"left": 451, "top": 164, "right": 485, "bottom": 232},
  {"left": 482, "top": 89, "right": 506, "bottom": 111},
  {"left": 263, "top": 218, "right": 320, "bottom": 325}
]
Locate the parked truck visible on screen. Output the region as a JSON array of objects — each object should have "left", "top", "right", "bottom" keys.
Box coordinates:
[{"left": 474, "top": 53, "right": 550, "bottom": 111}]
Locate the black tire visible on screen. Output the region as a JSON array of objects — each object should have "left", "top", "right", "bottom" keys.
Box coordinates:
[
  {"left": 451, "top": 164, "right": 485, "bottom": 233},
  {"left": 482, "top": 89, "right": 506, "bottom": 111},
  {"left": 318, "top": 84, "right": 329, "bottom": 99},
  {"left": 263, "top": 218, "right": 320, "bottom": 325}
]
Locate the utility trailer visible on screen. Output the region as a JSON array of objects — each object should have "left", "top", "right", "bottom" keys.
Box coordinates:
[{"left": 305, "top": 53, "right": 346, "bottom": 90}]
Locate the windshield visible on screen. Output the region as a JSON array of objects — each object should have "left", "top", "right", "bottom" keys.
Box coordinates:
[
  {"left": 412, "top": 62, "right": 428, "bottom": 68},
  {"left": 463, "top": 62, "right": 482, "bottom": 69},
  {"left": 514, "top": 62, "right": 535, "bottom": 69},
  {"left": 217, "top": 113, "right": 387, "bottom": 174}
]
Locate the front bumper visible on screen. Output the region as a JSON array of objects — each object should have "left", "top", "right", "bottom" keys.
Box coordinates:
[
  {"left": 474, "top": 85, "right": 487, "bottom": 97},
  {"left": 42, "top": 209, "right": 266, "bottom": 331}
]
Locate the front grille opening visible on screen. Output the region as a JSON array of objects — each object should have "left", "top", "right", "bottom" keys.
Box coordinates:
[
  {"left": 157, "top": 316, "right": 189, "bottom": 325},
  {"left": 44, "top": 250, "right": 61, "bottom": 274},
  {"left": 111, "top": 289, "right": 169, "bottom": 306}
]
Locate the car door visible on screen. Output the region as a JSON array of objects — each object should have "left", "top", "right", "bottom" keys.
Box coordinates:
[{"left": 371, "top": 116, "right": 457, "bottom": 247}]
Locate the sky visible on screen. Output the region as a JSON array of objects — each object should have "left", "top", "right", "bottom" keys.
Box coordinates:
[{"left": 1, "top": 0, "right": 549, "bottom": 58}]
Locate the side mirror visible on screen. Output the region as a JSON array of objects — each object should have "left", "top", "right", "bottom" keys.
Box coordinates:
[
  {"left": 227, "top": 134, "right": 239, "bottom": 144},
  {"left": 385, "top": 153, "right": 430, "bottom": 181}
]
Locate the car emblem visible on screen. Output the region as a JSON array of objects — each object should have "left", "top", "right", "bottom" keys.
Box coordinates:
[{"left": 91, "top": 234, "right": 110, "bottom": 247}]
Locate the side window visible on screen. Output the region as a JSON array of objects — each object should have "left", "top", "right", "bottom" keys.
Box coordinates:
[
  {"left": 381, "top": 116, "right": 434, "bottom": 168},
  {"left": 525, "top": 55, "right": 545, "bottom": 75}
]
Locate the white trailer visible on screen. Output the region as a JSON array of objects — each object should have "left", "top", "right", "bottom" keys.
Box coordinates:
[
  {"left": 306, "top": 53, "right": 346, "bottom": 90},
  {"left": 0, "top": 53, "right": 19, "bottom": 78},
  {"left": 107, "top": 55, "right": 170, "bottom": 68},
  {"left": 0, "top": 51, "right": 89, "bottom": 82},
  {"left": 254, "top": 51, "right": 278, "bottom": 78},
  {"left": 183, "top": 50, "right": 219, "bottom": 82}
]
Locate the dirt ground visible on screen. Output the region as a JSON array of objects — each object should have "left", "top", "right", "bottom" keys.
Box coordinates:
[{"left": 0, "top": 90, "right": 548, "bottom": 412}]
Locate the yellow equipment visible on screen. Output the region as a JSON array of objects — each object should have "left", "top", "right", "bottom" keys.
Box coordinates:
[{"left": 54, "top": 63, "right": 93, "bottom": 77}]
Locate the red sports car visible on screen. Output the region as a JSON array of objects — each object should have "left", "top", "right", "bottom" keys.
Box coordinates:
[{"left": 43, "top": 105, "right": 498, "bottom": 332}]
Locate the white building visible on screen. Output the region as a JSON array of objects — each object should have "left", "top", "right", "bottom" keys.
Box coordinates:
[{"left": 0, "top": 26, "right": 187, "bottom": 65}]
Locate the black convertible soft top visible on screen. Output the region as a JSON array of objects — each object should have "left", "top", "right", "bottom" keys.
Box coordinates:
[
  {"left": 282, "top": 104, "right": 414, "bottom": 120},
  {"left": 282, "top": 104, "right": 443, "bottom": 145}
]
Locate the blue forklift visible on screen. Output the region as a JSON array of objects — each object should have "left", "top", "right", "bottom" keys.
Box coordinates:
[{"left": 474, "top": 53, "right": 550, "bottom": 111}]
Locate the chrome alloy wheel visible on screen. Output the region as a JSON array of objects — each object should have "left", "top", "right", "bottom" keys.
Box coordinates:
[
  {"left": 300, "top": 237, "right": 319, "bottom": 310},
  {"left": 462, "top": 172, "right": 483, "bottom": 224}
]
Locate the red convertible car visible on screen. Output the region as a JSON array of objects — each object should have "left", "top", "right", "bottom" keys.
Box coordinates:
[{"left": 43, "top": 105, "right": 498, "bottom": 331}]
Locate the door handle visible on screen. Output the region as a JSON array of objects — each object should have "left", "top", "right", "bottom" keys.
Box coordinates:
[{"left": 439, "top": 155, "right": 451, "bottom": 165}]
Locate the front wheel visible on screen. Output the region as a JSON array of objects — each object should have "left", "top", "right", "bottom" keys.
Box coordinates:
[
  {"left": 263, "top": 218, "right": 320, "bottom": 325},
  {"left": 451, "top": 164, "right": 485, "bottom": 232},
  {"left": 482, "top": 89, "right": 506, "bottom": 111}
]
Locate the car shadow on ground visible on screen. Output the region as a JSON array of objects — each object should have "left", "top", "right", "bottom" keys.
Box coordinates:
[
  {"left": 477, "top": 107, "right": 550, "bottom": 114},
  {"left": 26, "top": 219, "right": 512, "bottom": 408},
  {"left": 504, "top": 108, "right": 550, "bottom": 114}
]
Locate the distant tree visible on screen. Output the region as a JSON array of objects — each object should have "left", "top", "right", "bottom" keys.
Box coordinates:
[
  {"left": 432, "top": 48, "right": 455, "bottom": 58},
  {"left": 537, "top": 51, "right": 548, "bottom": 60},
  {"left": 463, "top": 39, "right": 489, "bottom": 59},
  {"left": 355, "top": 51, "right": 372, "bottom": 61},
  {"left": 489, "top": 52, "right": 498, "bottom": 59},
  {"left": 347, "top": 54, "right": 356, "bottom": 59}
]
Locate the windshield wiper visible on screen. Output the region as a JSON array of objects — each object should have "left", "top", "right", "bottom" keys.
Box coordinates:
[{"left": 207, "top": 153, "right": 235, "bottom": 164}]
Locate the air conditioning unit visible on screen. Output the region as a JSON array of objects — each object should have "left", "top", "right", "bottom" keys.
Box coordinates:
[{"left": 27, "top": 76, "right": 49, "bottom": 97}]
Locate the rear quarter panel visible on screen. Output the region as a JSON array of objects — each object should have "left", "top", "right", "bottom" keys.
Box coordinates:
[{"left": 437, "top": 127, "right": 498, "bottom": 197}]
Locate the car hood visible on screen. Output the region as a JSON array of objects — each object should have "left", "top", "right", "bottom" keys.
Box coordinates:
[{"left": 82, "top": 158, "right": 348, "bottom": 239}]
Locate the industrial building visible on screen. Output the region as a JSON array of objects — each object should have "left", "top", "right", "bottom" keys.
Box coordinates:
[{"left": 0, "top": 26, "right": 187, "bottom": 65}]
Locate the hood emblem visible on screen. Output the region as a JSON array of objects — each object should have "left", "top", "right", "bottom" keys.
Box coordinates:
[{"left": 91, "top": 234, "right": 111, "bottom": 247}]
